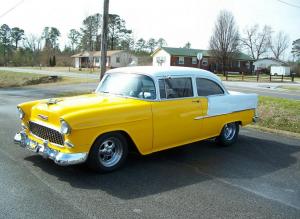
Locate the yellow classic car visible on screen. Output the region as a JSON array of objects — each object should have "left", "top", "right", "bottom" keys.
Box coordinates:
[{"left": 14, "top": 66, "right": 258, "bottom": 172}]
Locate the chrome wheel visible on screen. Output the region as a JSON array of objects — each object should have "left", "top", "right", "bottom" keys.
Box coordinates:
[
  {"left": 223, "top": 123, "right": 237, "bottom": 141},
  {"left": 98, "top": 137, "right": 123, "bottom": 168}
]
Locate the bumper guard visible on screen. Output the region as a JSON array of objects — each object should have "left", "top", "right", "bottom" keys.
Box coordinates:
[{"left": 14, "top": 131, "right": 88, "bottom": 166}]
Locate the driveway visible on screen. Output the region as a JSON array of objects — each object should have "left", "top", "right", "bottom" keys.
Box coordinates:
[{"left": 0, "top": 84, "right": 300, "bottom": 218}]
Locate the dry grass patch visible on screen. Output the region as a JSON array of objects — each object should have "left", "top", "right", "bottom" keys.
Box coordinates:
[
  {"left": 256, "top": 96, "right": 300, "bottom": 133},
  {"left": 0, "top": 70, "right": 98, "bottom": 88}
]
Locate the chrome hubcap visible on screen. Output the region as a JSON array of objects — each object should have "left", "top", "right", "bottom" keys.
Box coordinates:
[
  {"left": 223, "top": 123, "right": 236, "bottom": 141},
  {"left": 98, "top": 138, "right": 123, "bottom": 167}
]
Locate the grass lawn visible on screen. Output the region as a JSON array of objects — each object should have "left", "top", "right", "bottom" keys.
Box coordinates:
[
  {"left": 278, "top": 85, "right": 300, "bottom": 92},
  {"left": 255, "top": 96, "right": 300, "bottom": 134},
  {"left": 0, "top": 70, "right": 97, "bottom": 88}
]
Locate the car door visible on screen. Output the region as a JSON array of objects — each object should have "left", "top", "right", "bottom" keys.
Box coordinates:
[
  {"left": 151, "top": 76, "right": 206, "bottom": 152},
  {"left": 195, "top": 77, "right": 226, "bottom": 139}
]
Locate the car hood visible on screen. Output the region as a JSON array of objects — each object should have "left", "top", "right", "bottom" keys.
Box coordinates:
[{"left": 30, "top": 93, "right": 145, "bottom": 126}]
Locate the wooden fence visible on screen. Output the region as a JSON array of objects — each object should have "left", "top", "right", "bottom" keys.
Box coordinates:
[{"left": 219, "top": 72, "right": 296, "bottom": 82}]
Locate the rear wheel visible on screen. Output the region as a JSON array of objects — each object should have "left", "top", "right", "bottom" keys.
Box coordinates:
[
  {"left": 88, "top": 133, "right": 128, "bottom": 173},
  {"left": 216, "top": 122, "right": 239, "bottom": 146}
]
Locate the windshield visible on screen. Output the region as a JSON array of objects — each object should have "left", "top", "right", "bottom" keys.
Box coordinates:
[{"left": 96, "top": 73, "right": 156, "bottom": 100}]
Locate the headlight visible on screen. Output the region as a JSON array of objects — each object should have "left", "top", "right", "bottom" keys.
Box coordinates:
[
  {"left": 17, "top": 107, "right": 25, "bottom": 119},
  {"left": 60, "top": 119, "right": 71, "bottom": 134}
]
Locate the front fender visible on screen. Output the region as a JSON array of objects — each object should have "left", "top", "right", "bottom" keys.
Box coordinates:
[{"left": 62, "top": 102, "right": 154, "bottom": 155}]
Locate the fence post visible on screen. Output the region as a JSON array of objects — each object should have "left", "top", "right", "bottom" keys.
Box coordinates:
[
  {"left": 269, "top": 74, "right": 271, "bottom": 82},
  {"left": 291, "top": 73, "right": 295, "bottom": 82},
  {"left": 257, "top": 72, "right": 259, "bottom": 82},
  {"left": 242, "top": 72, "right": 244, "bottom": 81},
  {"left": 281, "top": 75, "right": 283, "bottom": 82},
  {"left": 226, "top": 72, "right": 228, "bottom": 81}
]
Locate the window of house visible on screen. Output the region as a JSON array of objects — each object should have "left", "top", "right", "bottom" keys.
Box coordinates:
[
  {"left": 116, "top": 57, "right": 120, "bottom": 63},
  {"left": 158, "top": 77, "right": 193, "bottom": 99},
  {"left": 192, "top": 57, "right": 197, "bottom": 65},
  {"left": 95, "top": 57, "right": 100, "bottom": 63},
  {"left": 196, "top": 78, "right": 224, "bottom": 96},
  {"left": 178, "top": 57, "right": 185, "bottom": 65},
  {"left": 202, "top": 58, "right": 208, "bottom": 66}
]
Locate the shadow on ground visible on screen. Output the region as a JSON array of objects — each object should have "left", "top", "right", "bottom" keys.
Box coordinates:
[{"left": 25, "top": 134, "right": 300, "bottom": 200}]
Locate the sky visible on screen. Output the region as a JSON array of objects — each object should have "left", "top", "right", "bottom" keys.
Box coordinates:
[{"left": 0, "top": 0, "right": 299, "bottom": 59}]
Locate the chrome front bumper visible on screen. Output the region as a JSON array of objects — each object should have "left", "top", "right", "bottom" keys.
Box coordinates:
[{"left": 14, "top": 132, "right": 88, "bottom": 166}]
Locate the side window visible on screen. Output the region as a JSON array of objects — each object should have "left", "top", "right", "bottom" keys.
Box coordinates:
[
  {"left": 159, "top": 77, "right": 193, "bottom": 99},
  {"left": 196, "top": 78, "right": 224, "bottom": 96}
]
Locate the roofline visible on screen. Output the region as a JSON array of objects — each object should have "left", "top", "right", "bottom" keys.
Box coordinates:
[{"left": 151, "top": 47, "right": 253, "bottom": 60}]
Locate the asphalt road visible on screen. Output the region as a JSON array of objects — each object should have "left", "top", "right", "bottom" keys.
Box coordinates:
[
  {"left": 225, "top": 85, "right": 300, "bottom": 100},
  {"left": 1, "top": 67, "right": 300, "bottom": 99},
  {"left": 0, "top": 84, "right": 300, "bottom": 218}
]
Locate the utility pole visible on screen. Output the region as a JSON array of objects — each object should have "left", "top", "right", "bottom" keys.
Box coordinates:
[{"left": 100, "top": 0, "right": 109, "bottom": 80}]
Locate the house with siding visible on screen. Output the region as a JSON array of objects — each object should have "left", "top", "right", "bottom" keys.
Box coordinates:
[
  {"left": 253, "top": 58, "right": 288, "bottom": 72},
  {"left": 152, "top": 47, "right": 254, "bottom": 73},
  {"left": 71, "top": 50, "right": 138, "bottom": 68}
]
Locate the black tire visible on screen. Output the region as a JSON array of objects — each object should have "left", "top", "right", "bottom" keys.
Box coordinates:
[
  {"left": 216, "top": 122, "right": 239, "bottom": 146},
  {"left": 87, "top": 132, "right": 128, "bottom": 173}
]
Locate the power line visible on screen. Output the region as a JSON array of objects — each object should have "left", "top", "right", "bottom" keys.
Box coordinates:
[
  {"left": 277, "top": 0, "right": 300, "bottom": 9},
  {"left": 0, "top": 0, "right": 24, "bottom": 19}
]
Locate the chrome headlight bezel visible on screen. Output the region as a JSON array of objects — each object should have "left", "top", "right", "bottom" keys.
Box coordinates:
[
  {"left": 60, "top": 119, "right": 71, "bottom": 135},
  {"left": 17, "top": 107, "right": 25, "bottom": 119}
]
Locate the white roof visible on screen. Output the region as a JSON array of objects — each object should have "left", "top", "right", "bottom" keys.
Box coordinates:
[{"left": 106, "top": 66, "right": 221, "bottom": 81}]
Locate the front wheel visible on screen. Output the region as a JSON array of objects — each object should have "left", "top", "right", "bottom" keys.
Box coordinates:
[
  {"left": 87, "top": 133, "right": 128, "bottom": 173},
  {"left": 216, "top": 122, "right": 239, "bottom": 146}
]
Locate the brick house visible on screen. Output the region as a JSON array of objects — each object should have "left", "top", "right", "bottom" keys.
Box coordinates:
[{"left": 152, "top": 47, "right": 254, "bottom": 73}]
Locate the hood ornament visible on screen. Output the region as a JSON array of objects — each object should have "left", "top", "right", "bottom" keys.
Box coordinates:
[{"left": 47, "top": 98, "right": 62, "bottom": 105}]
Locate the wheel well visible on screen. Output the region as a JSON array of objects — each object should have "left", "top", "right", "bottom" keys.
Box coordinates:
[{"left": 93, "top": 131, "right": 141, "bottom": 154}]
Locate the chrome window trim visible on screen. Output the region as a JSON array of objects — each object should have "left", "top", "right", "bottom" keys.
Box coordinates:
[{"left": 157, "top": 76, "right": 195, "bottom": 101}]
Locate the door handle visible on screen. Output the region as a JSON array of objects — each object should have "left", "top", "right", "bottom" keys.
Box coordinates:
[{"left": 192, "top": 100, "right": 200, "bottom": 103}]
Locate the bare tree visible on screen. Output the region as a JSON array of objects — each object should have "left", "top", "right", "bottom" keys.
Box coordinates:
[
  {"left": 241, "top": 25, "right": 272, "bottom": 60},
  {"left": 270, "top": 31, "right": 290, "bottom": 60},
  {"left": 209, "top": 10, "right": 240, "bottom": 74},
  {"left": 23, "top": 34, "right": 42, "bottom": 66},
  {"left": 24, "top": 34, "right": 42, "bottom": 52}
]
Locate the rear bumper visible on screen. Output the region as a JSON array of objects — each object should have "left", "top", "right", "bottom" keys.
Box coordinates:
[{"left": 14, "top": 131, "right": 88, "bottom": 166}]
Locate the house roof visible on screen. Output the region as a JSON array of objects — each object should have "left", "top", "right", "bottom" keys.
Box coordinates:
[
  {"left": 71, "top": 50, "right": 124, "bottom": 58},
  {"left": 152, "top": 47, "right": 253, "bottom": 61},
  {"left": 253, "top": 58, "right": 288, "bottom": 65}
]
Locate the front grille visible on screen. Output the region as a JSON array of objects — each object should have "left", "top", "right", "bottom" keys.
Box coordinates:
[{"left": 29, "top": 121, "right": 64, "bottom": 146}]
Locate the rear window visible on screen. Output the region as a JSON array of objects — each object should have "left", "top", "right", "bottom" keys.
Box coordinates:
[
  {"left": 196, "top": 78, "right": 224, "bottom": 96},
  {"left": 159, "top": 77, "right": 193, "bottom": 99}
]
